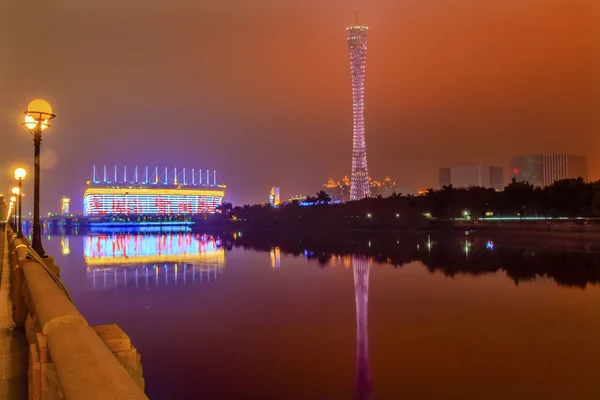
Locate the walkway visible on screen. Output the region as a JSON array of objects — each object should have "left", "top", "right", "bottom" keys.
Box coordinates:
[{"left": 0, "top": 230, "right": 27, "bottom": 398}]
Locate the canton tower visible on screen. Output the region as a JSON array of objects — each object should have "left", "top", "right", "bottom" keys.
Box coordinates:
[{"left": 347, "top": 15, "right": 371, "bottom": 200}]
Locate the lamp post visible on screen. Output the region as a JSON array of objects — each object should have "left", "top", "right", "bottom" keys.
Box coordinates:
[
  {"left": 11, "top": 187, "right": 20, "bottom": 233},
  {"left": 22, "top": 99, "right": 55, "bottom": 257},
  {"left": 14, "top": 168, "right": 26, "bottom": 238},
  {"left": 9, "top": 197, "right": 16, "bottom": 229}
]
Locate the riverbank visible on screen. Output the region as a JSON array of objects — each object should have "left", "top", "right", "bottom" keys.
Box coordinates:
[
  {"left": 0, "top": 229, "right": 27, "bottom": 399},
  {"left": 5, "top": 228, "right": 147, "bottom": 399},
  {"left": 193, "top": 221, "right": 600, "bottom": 239},
  {"left": 45, "top": 217, "right": 600, "bottom": 250}
]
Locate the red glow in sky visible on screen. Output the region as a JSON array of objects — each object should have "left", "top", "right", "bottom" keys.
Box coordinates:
[{"left": 1, "top": 0, "right": 598, "bottom": 212}]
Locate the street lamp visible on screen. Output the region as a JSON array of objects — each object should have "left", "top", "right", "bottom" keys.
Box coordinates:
[
  {"left": 13, "top": 168, "right": 26, "bottom": 238},
  {"left": 11, "top": 187, "right": 20, "bottom": 234},
  {"left": 22, "top": 98, "right": 55, "bottom": 257},
  {"left": 9, "top": 197, "right": 16, "bottom": 229},
  {"left": 462, "top": 209, "right": 471, "bottom": 222}
]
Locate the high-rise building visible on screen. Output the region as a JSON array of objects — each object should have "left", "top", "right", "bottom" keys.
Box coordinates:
[
  {"left": 269, "top": 187, "right": 280, "bottom": 207},
  {"left": 369, "top": 176, "right": 397, "bottom": 198},
  {"left": 542, "top": 154, "right": 587, "bottom": 185},
  {"left": 61, "top": 197, "right": 70, "bottom": 215},
  {"left": 510, "top": 155, "right": 543, "bottom": 186},
  {"left": 347, "top": 16, "right": 370, "bottom": 200},
  {"left": 323, "top": 179, "right": 343, "bottom": 202},
  {"left": 323, "top": 176, "right": 396, "bottom": 201},
  {"left": 439, "top": 165, "right": 504, "bottom": 190},
  {"left": 489, "top": 167, "right": 504, "bottom": 191},
  {"left": 323, "top": 177, "right": 351, "bottom": 202},
  {"left": 341, "top": 176, "right": 351, "bottom": 201},
  {"left": 511, "top": 154, "right": 587, "bottom": 186},
  {"left": 439, "top": 168, "right": 451, "bottom": 189}
]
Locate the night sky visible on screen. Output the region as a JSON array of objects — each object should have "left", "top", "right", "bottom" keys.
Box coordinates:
[{"left": 1, "top": 0, "right": 598, "bottom": 214}]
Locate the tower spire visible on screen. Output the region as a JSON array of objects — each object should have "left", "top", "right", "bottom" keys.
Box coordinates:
[{"left": 354, "top": 10, "right": 359, "bottom": 26}]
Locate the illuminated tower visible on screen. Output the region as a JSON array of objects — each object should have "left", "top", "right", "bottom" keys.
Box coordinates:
[
  {"left": 353, "top": 256, "right": 372, "bottom": 399},
  {"left": 269, "top": 187, "right": 280, "bottom": 207},
  {"left": 347, "top": 15, "right": 370, "bottom": 200},
  {"left": 61, "top": 197, "right": 70, "bottom": 215}
]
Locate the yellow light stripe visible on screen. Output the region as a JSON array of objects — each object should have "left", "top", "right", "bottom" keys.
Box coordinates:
[{"left": 84, "top": 251, "right": 226, "bottom": 267}]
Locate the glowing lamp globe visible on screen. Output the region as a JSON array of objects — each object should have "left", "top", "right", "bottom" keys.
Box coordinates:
[
  {"left": 24, "top": 98, "right": 54, "bottom": 132},
  {"left": 10, "top": 196, "right": 16, "bottom": 203},
  {"left": 27, "top": 99, "right": 53, "bottom": 115},
  {"left": 11, "top": 187, "right": 20, "bottom": 196},
  {"left": 14, "top": 168, "right": 26, "bottom": 180}
]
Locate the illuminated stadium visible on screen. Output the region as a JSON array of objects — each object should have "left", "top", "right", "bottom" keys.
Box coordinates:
[{"left": 83, "top": 166, "right": 226, "bottom": 216}]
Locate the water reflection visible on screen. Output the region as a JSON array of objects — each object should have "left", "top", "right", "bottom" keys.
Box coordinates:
[
  {"left": 89, "top": 264, "right": 221, "bottom": 290},
  {"left": 47, "top": 231, "right": 600, "bottom": 398},
  {"left": 83, "top": 233, "right": 224, "bottom": 267},
  {"left": 66, "top": 231, "right": 600, "bottom": 289},
  {"left": 80, "top": 233, "right": 225, "bottom": 290},
  {"left": 270, "top": 247, "right": 281, "bottom": 268},
  {"left": 230, "top": 232, "right": 600, "bottom": 288},
  {"left": 353, "top": 257, "right": 372, "bottom": 400},
  {"left": 61, "top": 236, "right": 70, "bottom": 255}
]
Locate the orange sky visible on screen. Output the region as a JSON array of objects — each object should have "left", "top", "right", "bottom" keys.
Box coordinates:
[{"left": 1, "top": 0, "right": 598, "bottom": 209}]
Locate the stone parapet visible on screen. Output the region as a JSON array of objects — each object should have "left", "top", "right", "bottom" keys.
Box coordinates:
[
  {"left": 7, "top": 229, "right": 147, "bottom": 399},
  {"left": 22, "top": 262, "right": 87, "bottom": 336}
]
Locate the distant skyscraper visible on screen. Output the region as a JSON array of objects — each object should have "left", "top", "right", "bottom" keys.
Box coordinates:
[
  {"left": 269, "top": 187, "right": 280, "bottom": 207},
  {"left": 323, "top": 179, "right": 344, "bottom": 202},
  {"left": 369, "top": 176, "right": 397, "bottom": 198},
  {"left": 439, "top": 165, "right": 504, "bottom": 190},
  {"left": 61, "top": 197, "right": 70, "bottom": 215},
  {"left": 542, "top": 154, "right": 587, "bottom": 185},
  {"left": 323, "top": 176, "right": 395, "bottom": 201},
  {"left": 511, "top": 154, "right": 587, "bottom": 186},
  {"left": 489, "top": 167, "right": 504, "bottom": 190},
  {"left": 439, "top": 168, "right": 451, "bottom": 188},
  {"left": 510, "top": 155, "right": 543, "bottom": 186},
  {"left": 347, "top": 16, "right": 370, "bottom": 200}
]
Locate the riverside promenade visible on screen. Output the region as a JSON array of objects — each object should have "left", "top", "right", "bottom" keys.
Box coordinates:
[
  {"left": 0, "top": 230, "right": 28, "bottom": 398},
  {"left": 0, "top": 225, "right": 147, "bottom": 399}
]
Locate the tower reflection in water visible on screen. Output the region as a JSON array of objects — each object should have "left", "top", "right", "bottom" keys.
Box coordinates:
[
  {"left": 353, "top": 256, "right": 372, "bottom": 400},
  {"left": 82, "top": 233, "right": 225, "bottom": 290},
  {"left": 270, "top": 247, "right": 281, "bottom": 268},
  {"left": 61, "top": 236, "right": 70, "bottom": 255}
]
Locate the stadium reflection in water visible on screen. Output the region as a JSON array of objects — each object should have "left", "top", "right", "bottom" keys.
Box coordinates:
[{"left": 80, "top": 233, "right": 225, "bottom": 290}]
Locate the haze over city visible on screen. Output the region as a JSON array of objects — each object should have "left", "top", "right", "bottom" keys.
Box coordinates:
[
  {"left": 1, "top": 0, "right": 598, "bottom": 213},
  {"left": 4, "top": 2, "right": 600, "bottom": 399}
]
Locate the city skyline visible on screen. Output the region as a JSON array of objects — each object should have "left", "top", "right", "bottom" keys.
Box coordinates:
[
  {"left": 511, "top": 153, "right": 588, "bottom": 187},
  {"left": 1, "top": 1, "right": 597, "bottom": 214}
]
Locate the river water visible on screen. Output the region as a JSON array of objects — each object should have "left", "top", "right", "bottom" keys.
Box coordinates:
[{"left": 42, "top": 231, "right": 600, "bottom": 399}]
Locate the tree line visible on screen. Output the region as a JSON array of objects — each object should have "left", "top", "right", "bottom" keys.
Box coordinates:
[
  {"left": 419, "top": 177, "right": 600, "bottom": 218},
  {"left": 213, "top": 178, "right": 600, "bottom": 227}
]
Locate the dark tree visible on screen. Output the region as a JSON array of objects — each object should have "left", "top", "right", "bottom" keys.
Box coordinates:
[{"left": 315, "top": 191, "right": 332, "bottom": 204}]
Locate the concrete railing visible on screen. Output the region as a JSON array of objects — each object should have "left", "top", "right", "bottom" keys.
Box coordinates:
[{"left": 6, "top": 229, "right": 147, "bottom": 399}]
